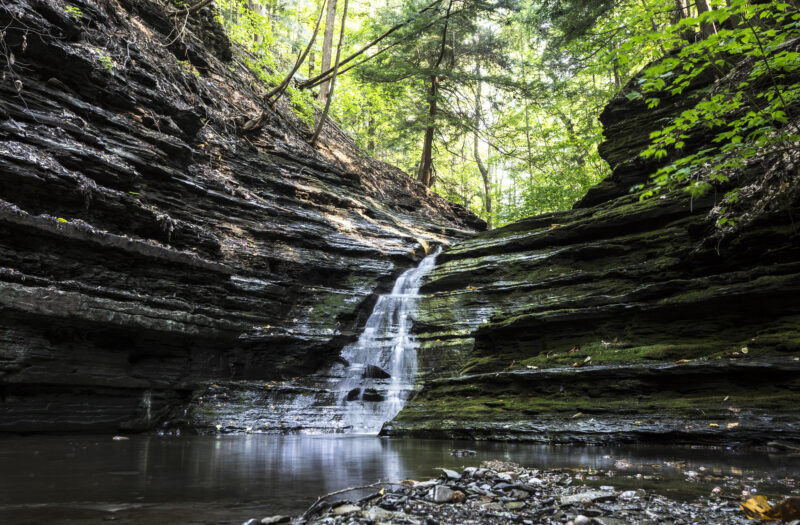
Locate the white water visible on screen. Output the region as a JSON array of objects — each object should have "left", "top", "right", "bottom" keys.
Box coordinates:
[
  {"left": 336, "top": 248, "right": 441, "bottom": 434},
  {"left": 142, "top": 390, "right": 152, "bottom": 423}
]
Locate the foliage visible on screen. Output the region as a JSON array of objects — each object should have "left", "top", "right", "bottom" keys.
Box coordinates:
[
  {"left": 213, "top": 0, "right": 799, "bottom": 229},
  {"left": 65, "top": 5, "right": 83, "bottom": 21},
  {"left": 98, "top": 55, "right": 115, "bottom": 72},
  {"left": 217, "top": 0, "right": 319, "bottom": 123},
  {"left": 631, "top": 1, "right": 800, "bottom": 227}
]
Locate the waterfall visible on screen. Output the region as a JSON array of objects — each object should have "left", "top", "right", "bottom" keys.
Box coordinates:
[
  {"left": 142, "top": 390, "right": 152, "bottom": 423},
  {"left": 335, "top": 248, "right": 441, "bottom": 434}
]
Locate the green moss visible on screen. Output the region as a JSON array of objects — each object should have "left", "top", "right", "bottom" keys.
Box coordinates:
[{"left": 397, "top": 386, "right": 799, "bottom": 426}]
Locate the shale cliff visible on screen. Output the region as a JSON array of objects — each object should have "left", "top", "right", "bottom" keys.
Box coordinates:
[
  {"left": 387, "top": 52, "right": 800, "bottom": 445},
  {"left": 0, "top": 0, "right": 480, "bottom": 432}
]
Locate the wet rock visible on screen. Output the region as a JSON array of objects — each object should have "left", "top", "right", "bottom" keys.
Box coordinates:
[
  {"left": 297, "top": 460, "right": 781, "bottom": 525},
  {"left": 363, "top": 507, "right": 410, "bottom": 521},
  {"left": 429, "top": 485, "right": 455, "bottom": 503},
  {"left": 259, "top": 517, "right": 290, "bottom": 524},
  {"left": 385, "top": 36, "right": 800, "bottom": 447},
  {"left": 360, "top": 388, "right": 384, "bottom": 402},
  {"left": 439, "top": 468, "right": 461, "bottom": 480},
  {"left": 0, "top": 0, "right": 480, "bottom": 433},
  {"left": 362, "top": 364, "right": 391, "bottom": 379},
  {"left": 619, "top": 489, "right": 645, "bottom": 500},
  {"left": 345, "top": 388, "right": 362, "bottom": 402},
  {"left": 560, "top": 491, "right": 616, "bottom": 506},
  {"left": 332, "top": 504, "right": 361, "bottom": 515}
]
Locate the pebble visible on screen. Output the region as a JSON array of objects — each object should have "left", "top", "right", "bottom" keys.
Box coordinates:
[
  {"left": 260, "top": 516, "right": 290, "bottom": 524},
  {"left": 332, "top": 504, "right": 360, "bottom": 515},
  {"left": 429, "top": 485, "right": 454, "bottom": 503},
  {"left": 439, "top": 468, "right": 461, "bottom": 480},
  {"left": 237, "top": 459, "right": 789, "bottom": 525},
  {"left": 560, "top": 490, "right": 615, "bottom": 506}
]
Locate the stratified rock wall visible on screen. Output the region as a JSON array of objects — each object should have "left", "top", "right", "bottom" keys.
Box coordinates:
[
  {"left": 388, "top": 54, "right": 800, "bottom": 444},
  {"left": 0, "top": 0, "right": 480, "bottom": 432}
]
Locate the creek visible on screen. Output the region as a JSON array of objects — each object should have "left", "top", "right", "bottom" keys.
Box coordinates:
[{"left": 1, "top": 434, "right": 798, "bottom": 524}]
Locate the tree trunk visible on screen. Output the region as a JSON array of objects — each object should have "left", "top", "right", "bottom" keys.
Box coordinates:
[
  {"left": 310, "top": 0, "right": 348, "bottom": 146},
  {"left": 416, "top": 0, "right": 452, "bottom": 188},
  {"left": 366, "top": 104, "right": 375, "bottom": 154},
  {"left": 417, "top": 76, "right": 438, "bottom": 188},
  {"left": 672, "top": 0, "right": 688, "bottom": 22},
  {"left": 263, "top": 0, "right": 327, "bottom": 104},
  {"left": 318, "top": 0, "right": 338, "bottom": 103},
  {"left": 247, "top": 0, "right": 267, "bottom": 44},
  {"left": 473, "top": 72, "right": 492, "bottom": 229},
  {"left": 521, "top": 54, "right": 535, "bottom": 184},
  {"left": 695, "top": 0, "right": 717, "bottom": 39}
]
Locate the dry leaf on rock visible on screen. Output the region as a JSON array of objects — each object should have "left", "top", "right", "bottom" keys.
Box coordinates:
[
  {"left": 764, "top": 497, "right": 800, "bottom": 521},
  {"left": 741, "top": 495, "right": 800, "bottom": 521},
  {"left": 741, "top": 495, "right": 774, "bottom": 520}
]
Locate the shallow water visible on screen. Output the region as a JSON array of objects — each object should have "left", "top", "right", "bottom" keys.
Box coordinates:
[{"left": 1, "top": 434, "right": 798, "bottom": 524}]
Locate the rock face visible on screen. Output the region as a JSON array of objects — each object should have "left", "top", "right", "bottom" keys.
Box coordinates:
[
  {"left": 0, "top": 0, "right": 480, "bottom": 432},
  {"left": 386, "top": 57, "right": 800, "bottom": 444}
]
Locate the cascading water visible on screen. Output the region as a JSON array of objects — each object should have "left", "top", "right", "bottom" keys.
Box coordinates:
[
  {"left": 335, "top": 248, "right": 441, "bottom": 434},
  {"left": 186, "top": 248, "right": 442, "bottom": 434}
]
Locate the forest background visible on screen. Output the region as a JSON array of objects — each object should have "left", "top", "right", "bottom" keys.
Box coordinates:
[{"left": 202, "top": 0, "right": 799, "bottom": 229}]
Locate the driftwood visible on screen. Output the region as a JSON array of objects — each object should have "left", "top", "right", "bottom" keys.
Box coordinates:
[{"left": 297, "top": 481, "right": 405, "bottom": 521}]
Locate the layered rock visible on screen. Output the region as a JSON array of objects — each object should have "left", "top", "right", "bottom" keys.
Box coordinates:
[
  {"left": 0, "top": 0, "right": 480, "bottom": 432},
  {"left": 387, "top": 55, "right": 800, "bottom": 444}
]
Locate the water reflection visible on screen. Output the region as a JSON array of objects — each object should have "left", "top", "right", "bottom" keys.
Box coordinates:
[{"left": 1, "top": 435, "right": 799, "bottom": 519}]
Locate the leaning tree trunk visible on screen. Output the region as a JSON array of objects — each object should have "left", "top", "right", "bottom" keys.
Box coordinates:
[
  {"left": 318, "top": 0, "right": 338, "bottom": 103},
  {"left": 310, "top": 0, "right": 348, "bottom": 145}
]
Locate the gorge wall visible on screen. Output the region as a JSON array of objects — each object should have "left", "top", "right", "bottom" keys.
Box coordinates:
[
  {"left": 387, "top": 50, "right": 800, "bottom": 445},
  {"left": 0, "top": 0, "right": 481, "bottom": 432}
]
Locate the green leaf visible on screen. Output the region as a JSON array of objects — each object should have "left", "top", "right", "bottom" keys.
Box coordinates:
[{"left": 626, "top": 90, "right": 643, "bottom": 101}]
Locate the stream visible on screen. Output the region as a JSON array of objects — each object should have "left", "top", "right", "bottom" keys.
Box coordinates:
[{"left": 1, "top": 434, "right": 799, "bottom": 524}]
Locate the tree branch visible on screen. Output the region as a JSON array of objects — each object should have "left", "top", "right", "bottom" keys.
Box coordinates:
[
  {"left": 298, "top": 0, "right": 445, "bottom": 89},
  {"left": 171, "top": 0, "right": 215, "bottom": 16},
  {"left": 265, "top": 0, "right": 328, "bottom": 103}
]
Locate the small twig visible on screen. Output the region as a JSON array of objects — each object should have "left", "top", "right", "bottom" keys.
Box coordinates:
[{"left": 162, "top": 12, "right": 189, "bottom": 46}]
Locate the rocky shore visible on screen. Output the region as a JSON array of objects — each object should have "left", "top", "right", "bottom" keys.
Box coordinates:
[{"left": 242, "top": 459, "right": 798, "bottom": 525}]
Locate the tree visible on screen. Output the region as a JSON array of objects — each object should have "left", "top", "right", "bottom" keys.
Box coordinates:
[
  {"left": 311, "top": 0, "right": 349, "bottom": 144},
  {"left": 473, "top": 65, "right": 492, "bottom": 229},
  {"left": 318, "top": 0, "right": 338, "bottom": 103}
]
